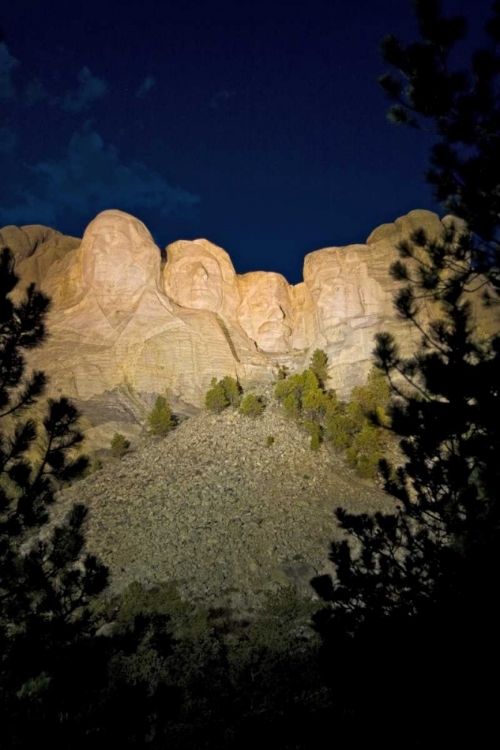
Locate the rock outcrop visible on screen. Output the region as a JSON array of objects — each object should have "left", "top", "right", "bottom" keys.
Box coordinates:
[
  {"left": 26, "top": 212, "right": 268, "bottom": 416},
  {"left": 2, "top": 208, "right": 497, "bottom": 444},
  {"left": 0, "top": 224, "right": 80, "bottom": 298}
]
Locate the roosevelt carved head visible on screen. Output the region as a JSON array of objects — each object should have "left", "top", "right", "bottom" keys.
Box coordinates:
[
  {"left": 162, "top": 239, "right": 240, "bottom": 317},
  {"left": 237, "top": 271, "right": 293, "bottom": 352}
]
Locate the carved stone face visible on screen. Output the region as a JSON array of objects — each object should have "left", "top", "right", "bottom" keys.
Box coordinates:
[
  {"left": 163, "top": 239, "right": 239, "bottom": 316},
  {"left": 304, "top": 248, "right": 365, "bottom": 341},
  {"left": 82, "top": 209, "right": 161, "bottom": 304},
  {"left": 166, "top": 253, "right": 223, "bottom": 311},
  {"left": 237, "top": 272, "right": 293, "bottom": 352}
]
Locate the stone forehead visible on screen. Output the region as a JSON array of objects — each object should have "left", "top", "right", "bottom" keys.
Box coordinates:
[
  {"left": 366, "top": 209, "right": 443, "bottom": 245},
  {"left": 84, "top": 209, "right": 152, "bottom": 238},
  {"left": 238, "top": 271, "right": 291, "bottom": 295},
  {"left": 166, "top": 239, "right": 234, "bottom": 267},
  {"left": 303, "top": 244, "right": 366, "bottom": 281},
  {"left": 164, "top": 240, "right": 240, "bottom": 294}
]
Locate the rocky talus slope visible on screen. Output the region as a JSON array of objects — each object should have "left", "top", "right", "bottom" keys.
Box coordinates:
[{"left": 55, "top": 391, "right": 395, "bottom": 610}]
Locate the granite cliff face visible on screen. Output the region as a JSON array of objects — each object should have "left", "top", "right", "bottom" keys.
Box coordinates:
[
  {"left": 2, "top": 208, "right": 496, "bottom": 445},
  {"left": 0, "top": 224, "right": 80, "bottom": 297}
]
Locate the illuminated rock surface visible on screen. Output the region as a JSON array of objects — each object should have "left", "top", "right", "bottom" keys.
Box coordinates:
[{"left": 2, "top": 207, "right": 497, "bottom": 443}]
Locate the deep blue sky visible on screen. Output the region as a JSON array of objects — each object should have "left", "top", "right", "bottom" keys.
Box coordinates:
[{"left": 0, "top": 0, "right": 493, "bottom": 283}]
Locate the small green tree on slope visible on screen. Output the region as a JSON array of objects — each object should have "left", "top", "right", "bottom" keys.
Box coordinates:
[
  {"left": 110, "top": 432, "right": 130, "bottom": 457},
  {"left": 148, "top": 395, "right": 174, "bottom": 435},
  {"left": 313, "top": 2, "right": 500, "bottom": 745},
  {"left": 309, "top": 348, "right": 329, "bottom": 389},
  {"left": 205, "top": 375, "right": 242, "bottom": 413},
  {"left": 239, "top": 392, "right": 265, "bottom": 417},
  {"left": 0, "top": 248, "right": 109, "bottom": 744}
]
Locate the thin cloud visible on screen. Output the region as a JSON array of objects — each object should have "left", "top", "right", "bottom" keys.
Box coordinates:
[
  {"left": 210, "top": 89, "right": 236, "bottom": 109},
  {"left": 0, "top": 42, "right": 19, "bottom": 99},
  {"left": 0, "top": 125, "right": 200, "bottom": 229},
  {"left": 62, "top": 67, "right": 107, "bottom": 113},
  {"left": 135, "top": 75, "right": 156, "bottom": 99}
]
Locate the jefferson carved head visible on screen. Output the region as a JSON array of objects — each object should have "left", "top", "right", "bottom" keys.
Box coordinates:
[
  {"left": 81, "top": 209, "right": 161, "bottom": 304},
  {"left": 162, "top": 239, "right": 239, "bottom": 317},
  {"left": 237, "top": 271, "right": 293, "bottom": 352}
]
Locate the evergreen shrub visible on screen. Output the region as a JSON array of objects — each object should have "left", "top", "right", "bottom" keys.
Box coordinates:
[{"left": 110, "top": 433, "right": 130, "bottom": 458}]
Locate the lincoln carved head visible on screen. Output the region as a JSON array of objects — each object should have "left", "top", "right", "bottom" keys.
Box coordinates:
[
  {"left": 303, "top": 247, "right": 366, "bottom": 341},
  {"left": 237, "top": 271, "right": 293, "bottom": 352}
]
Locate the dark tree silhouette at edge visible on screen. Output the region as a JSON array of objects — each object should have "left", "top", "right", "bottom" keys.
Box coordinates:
[
  {"left": 312, "top": 2, "right": 500, "bottom": 745},
  {"left": 0, "top": 247, "right": 110, "bottom": 746}
]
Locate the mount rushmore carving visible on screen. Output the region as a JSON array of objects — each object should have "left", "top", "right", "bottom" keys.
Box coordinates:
[{"left": 2, "top": 208, "right": 495, "bottom": 441}]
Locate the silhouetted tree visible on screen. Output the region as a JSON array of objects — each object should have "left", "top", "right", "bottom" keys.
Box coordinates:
[
  {"left": 379, "top": 0, "right": 500, "bottom": 281},
  {"left": 313, "top": 2, "right": 500, "bottom": 745},
  {"left": 0, "top": 248, "right": 109, "bottom": 745}
]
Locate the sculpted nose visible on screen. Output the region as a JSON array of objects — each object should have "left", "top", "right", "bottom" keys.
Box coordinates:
[
  {"left": 192, "top": 263, "right": 208, "bottom": 283},
  {"left": 268, "top": 304, "right": 285, "bottom": 321}
]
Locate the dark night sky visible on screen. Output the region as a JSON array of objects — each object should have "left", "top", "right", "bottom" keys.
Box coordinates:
[{"left": 0, "top": 0, "right": 493, "bottom": 283}]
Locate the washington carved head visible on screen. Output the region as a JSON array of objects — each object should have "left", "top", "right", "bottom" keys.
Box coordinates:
[{"left": 81, "top": 209, "right": 161, "bottom": 303}]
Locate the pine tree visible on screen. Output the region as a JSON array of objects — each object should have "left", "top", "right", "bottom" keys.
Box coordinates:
[
  {"left": 205, "top": 378, "right": 229, "bottom": 413},
  {"left": 221, "top": 375, "right": 242, "bottom": 408},
  {"left": 378, "top": 0, "right": 500, "bottom": 282},
  {"left": 309, "top": 349, "right": 329, "bottom": 389},
  {"left": 148, "top": 395, "right": 174, "bottom": 435},
  {"left": 205, "top": 375, "right": 242, "bottom": 413},
  {"left": 239, "top": 393, "right": 265, "bottom": 417},
  {"left": 313, "top": 2, "right": 500, "bottom": 745},
  {"left": 0, "top": 248, "right": 109, "bottom": 744},
  {"left": 110, "top": 432, "right": 130, "bottom": 457}
]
